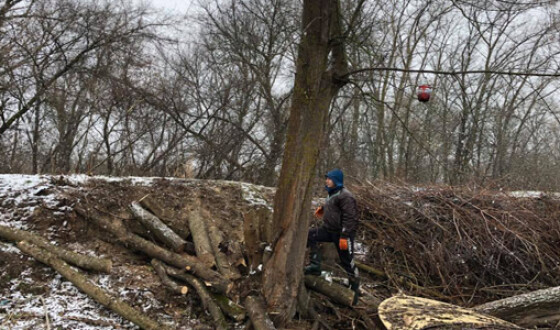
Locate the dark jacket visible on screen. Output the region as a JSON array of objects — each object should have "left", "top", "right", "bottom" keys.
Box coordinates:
[{"left": 322, "top": 188, "right": 359, "bottom": 237}]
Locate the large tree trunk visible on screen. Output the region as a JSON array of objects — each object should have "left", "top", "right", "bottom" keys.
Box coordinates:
[
  {"left": 261, "top": 0, "right": 347, "bottom": 326},
  {"left": 474, "top": 285, "right": 560, "bottom": 328}
]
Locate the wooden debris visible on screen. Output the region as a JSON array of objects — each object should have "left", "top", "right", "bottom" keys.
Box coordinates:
[
  {"left": 129, "top": 201, "right": 187, "bottom": 252},
  {"left": 151, "top": 259, "right": 188, "bottom": 295},
  {"left": 75, "top": 207, "right": 232, "bottom": 294},
  {"left": 378, "top": 295, "right": 522, "bottom": 330},
  {"left": 0, "top": 224, "right": 112, "bottom": 273},
  {"left": 244, "top": 295, "right": 276, "bottom": 330},
  {"left": 16, "top": 241, "right": 168, "bottom": 330},
  {"left": 152, "top": 260, "right": 228, "bottom": 330},
  {"left": 208, "top": 224, "right": 241, "bottom": 280}
]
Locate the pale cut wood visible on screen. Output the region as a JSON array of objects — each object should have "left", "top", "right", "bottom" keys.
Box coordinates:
[
  {"left": 75, "top": 207, "right": 231, "bottom": 294},
  {"left": 187, "top": 200, "right": 215, "bottom": 268},
  {"left": 379, "top": 295, "right": 521, "bottom": 330},
  {"left": 151, "top": 259, "right": 188, "bottom": 295},
  {"left": 17, "top": 241, "right": 168, "bottom": 330},
  {"left": 244, "top": 295, "right": 276, "bottom": 330},
  {"left": 152, "top": 260, "right": 228, "bottom": 330},
  {"left": 474, "top": 285, "right": 560, "bottom": 328},
  {"left": 0, "top": 224, "right": 112, "bottom": 273},
  {"left": 304, "top": 275, "right": 355, "bottom": 307},
  {"left": 129, "top": 201, "right": 187, "bottom": 252}
]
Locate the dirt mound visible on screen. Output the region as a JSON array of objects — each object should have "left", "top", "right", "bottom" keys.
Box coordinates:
[{"left": 0, "top": 175, "right": 274, "bottom": 329}]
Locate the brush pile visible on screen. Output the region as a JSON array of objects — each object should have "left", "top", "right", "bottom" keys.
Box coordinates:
[{"left": 352, "top": 181, "right": 560, "bottom": 306}]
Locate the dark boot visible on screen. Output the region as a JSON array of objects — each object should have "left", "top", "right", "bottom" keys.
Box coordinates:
[
  {"left": 349, "top": 277, "right": 360, "bottom": 305},
  {"left": 304, "top": 252, "right": 322, "bottom": 275}
]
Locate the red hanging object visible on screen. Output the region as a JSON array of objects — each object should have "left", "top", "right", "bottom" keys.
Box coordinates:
[{"left": 417, "top": 85, "right": 432, "bottom": 102}]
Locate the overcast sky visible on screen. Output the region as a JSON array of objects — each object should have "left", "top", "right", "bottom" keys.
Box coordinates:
[{"left": 146, "top": 0, "right": 198, "bottom": 14}]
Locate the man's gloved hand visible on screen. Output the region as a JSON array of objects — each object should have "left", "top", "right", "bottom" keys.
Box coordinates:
[
  {"left": 339, "top": 237, "right": 349, "bottom": 251},
  {"left": 314, "top": 206, "right": 324, "bottom": 219}
]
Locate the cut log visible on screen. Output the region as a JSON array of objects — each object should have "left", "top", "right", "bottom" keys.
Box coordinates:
[
  {"left": 75, "top": 206, "right": 231, "bottom": 294},
  {"left": 208, "top": 224, "right": 241, "bottom": 280},
  {"left": 152, "top": 260, "right": 228, "bottom": 330},
  {"left": 0, "top": 224, "right": 111, "bottom": 273},
  {"left": 16, "top": 241, "right": 168, "bottom": 330},
  {"left": 304, "top": 275, "right": 355, "bottom": 307},
  {"left": 474, "top": 285, "right": 560, "bottom": 328},
  {"left": 244, "top": 295, "right": 276, "bottom": 330},
  {"left": 355, "top": 261, "right": 387, "bottom": 279},
  {"left": 158, "top": 262, "right": 244, "bottom": 322},
  {"left": 150, "top": 259, "right": 188, "bottom": 295},
  {"left": 187, "top": 200, "right": 215, "bottom": 268},
  {"left": 129, "top": 201, "right": 187, "bottom": 253},
  {"left": 378, "top": 295, "right": 521, "bottom": 330}
]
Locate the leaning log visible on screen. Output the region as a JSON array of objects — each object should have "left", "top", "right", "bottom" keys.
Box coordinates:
[
  {"left": 17, "top": 241, "right": 168, "bottom": 330},
  {"left": 75, "top": 207, "right": 231, "bottom": 294},
  {"left": 129, "top": 201, "right": 187, "bottom": 253},
  {"left": 151, "top": 259, "right": 188, "bottom": 295},
  {"left": 211, "top": 293, "right": 246, "bottom": 322},
  {"left": 208, "top": 224, "right": 241, "bottom": 280},
  {"left": 0, "top": 224, "right": 111, "bottom": 273},
  {"left": 187, "top": 200, "right": 215, "bottom": 268},
  {"left": 474, "top": 285, "right": 560, "bottom": 328},
  {"left": 304, "top": 275, "right": 355, "bottom": 307},
  {"left": 152, "top": 260, "right": 228, "bottom": 330},
  {"left": 244, "top": 295, "right": 276, "bottom": 330}
]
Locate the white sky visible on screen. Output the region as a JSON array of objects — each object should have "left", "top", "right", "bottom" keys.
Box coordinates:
[{"left": 145, "top": 0, "right": 199, "bottom": 14}]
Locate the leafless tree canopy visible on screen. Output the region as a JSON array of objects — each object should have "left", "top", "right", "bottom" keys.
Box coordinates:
[{"left": 1, "top": 0, "right": 560, "bottom": 190}]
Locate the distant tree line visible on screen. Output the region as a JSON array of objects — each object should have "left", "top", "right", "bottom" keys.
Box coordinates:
[{"left": 1, "top": 0, "right": 560, "bottom": 190}]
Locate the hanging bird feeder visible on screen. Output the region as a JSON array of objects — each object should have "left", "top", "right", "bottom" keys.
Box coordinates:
[{"left": 417, "top": 84, "right": 432, "bottom": 102}]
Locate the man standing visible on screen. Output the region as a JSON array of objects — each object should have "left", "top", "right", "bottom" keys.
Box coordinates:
[{"left": 305, "top": 169, "right": 360, "bottom": 303}]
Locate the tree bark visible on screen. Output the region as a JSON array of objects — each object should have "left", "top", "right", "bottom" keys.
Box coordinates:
[
  {"left": 211, "top": 292, "right": 246, "bottom": 322},
  {"left": 262, "top": 0, "right": 348, "bottom": 326},
  {"left": 245, "top": 295, "right": 276, "bottom": 330},
  {"left": 17, "top": 241, "right": 168, "bottom": 330},
  {"left": 74, "top": 206, "right": 231, "bottom": 294},
  {"left": 304, "top": 275, "right": 356, "bottom": 307},
  {"left": 208, "top": 224, "right": 241, "bottom": 280},
  {"left": 0, "top": 224, "right": 112, "bottom": 273},
  {"left": 139, "top": 197, "right": 190, "bottom": 238},
  {"left": 129, "top": 201, "right": 187, "bottom": 252},
  {"left": 186, "top": 199, "right": 215, "bottom": 268},
  {"left": 474, "top": 285, "right": 560, "bottom": 328}
]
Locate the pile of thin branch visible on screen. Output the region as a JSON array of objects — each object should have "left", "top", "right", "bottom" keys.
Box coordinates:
[{"left": 352, "top": 181, "right": 560, "bottom": 305}]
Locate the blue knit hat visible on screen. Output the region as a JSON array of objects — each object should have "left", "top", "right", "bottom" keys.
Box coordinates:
[{"left": 325, "top": 169, "right": 344, "bottom": 194}]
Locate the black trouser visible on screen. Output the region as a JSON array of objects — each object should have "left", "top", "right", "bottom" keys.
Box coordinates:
[{"left": 307, "top": 226, "right": 359, "bottom": 280}]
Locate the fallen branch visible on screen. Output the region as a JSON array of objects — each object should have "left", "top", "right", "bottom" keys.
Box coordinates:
[
  {"left": 0, "top": 224, "right": 111, "bottom": 273},
  {"left": 151, "top": 259, "right": 188, "bottom": 295},
  {"left": 152, "top": 260, "right": 228, "bottom": 330},
  {"left": 304, "top": 275, "right": 355, "bottom": 307},
  {"left": 17, "top": 241, "right": 168, "bottom": 330},
  {"left": 129, "top": 201, "right": 187, "bottom": 253},
  {"left": 75, "top": 206, "right": 231, "bottom": 294},
  {"left": 208, "top": 224, "right": 241, "bottom": 280},
  {"left": 244, "top": 295, "right": 276, "bottom": 330},
  {"left": 187, "top": 200, "right": 215, "bottom": 268},
  {"left": 474, "top": 285, "right": 560, "bottom": 328}
]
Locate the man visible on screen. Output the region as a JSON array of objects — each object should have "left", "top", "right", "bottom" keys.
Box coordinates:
[{"left": 305, "top": 168, "right": 360, "bottom": 303}]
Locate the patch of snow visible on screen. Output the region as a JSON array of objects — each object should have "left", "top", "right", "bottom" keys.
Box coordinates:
[
  {"left": 240, "top": 183, "right": 272, "bottom": 210},
  {"left": 0, "top": 242, "right": 21, "bottom": 254},
  {"left": 507, "top": 190, "right": 560, "bottom": 198}
]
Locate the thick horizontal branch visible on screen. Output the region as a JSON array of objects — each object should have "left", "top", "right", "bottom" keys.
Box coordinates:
[
  {"left": 346, "top": 67, "right": 560, "bottom": 78},
  {"left": 0, "top": 224, "right": 112, "bottom": 272}
]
